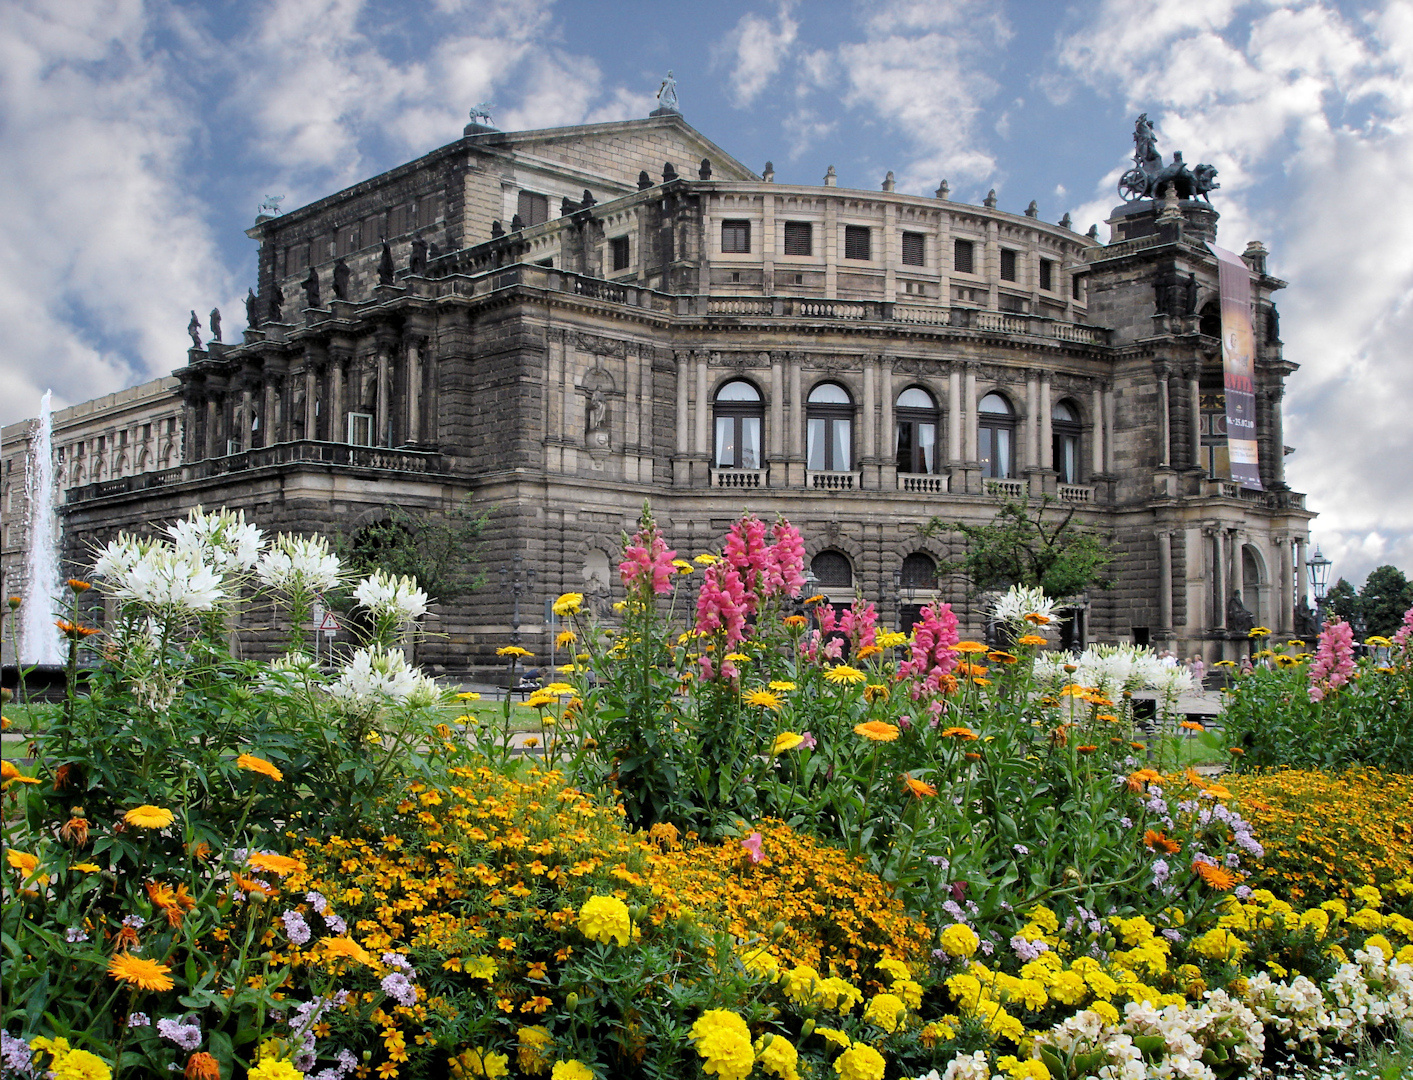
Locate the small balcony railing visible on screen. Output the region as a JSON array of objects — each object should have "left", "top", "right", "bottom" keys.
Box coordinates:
[
  {"left": 985, "top": 478, "right": 1026, "bottom": 499},
  {"left": 711, "top": 467, "right": 766, "bottom": 488},
  {"left": 1058, "top": 483, "right": 1094, "bottom": 503},
  {"left": 808, "top": 470, "right": 860, "bottom": 491},
  {"left": 897, "top": 473, "right": 949, "bottom": 494}
]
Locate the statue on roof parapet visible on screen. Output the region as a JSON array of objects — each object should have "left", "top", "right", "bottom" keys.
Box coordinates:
[
  {"left": 1118, "top": 114, "right": 1220, "bottom": 204},
  {"left": 209, "top": 307, "right": 222, "bottom": 343},
  {"left": 652, "top": 71, "right": 680, "bottom": 116},
  {"left": 187, "top": 310, "right": 202, "bottom": 349},
  {"left": 245, "top": 288, "right": 260, "bottom": 330}
]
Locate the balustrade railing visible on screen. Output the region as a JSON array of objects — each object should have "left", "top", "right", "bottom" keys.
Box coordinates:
[
  {"left": 808, "top": 470, "right": 860, "bottom": 491},
  {"left": 898, "top": 473, "right": 949, "bottom": 494},
  {"left": 1057, "top": 483, "right": 1093, "bottom": 503},
  {"left": 711, "top": 467, "right": 766, "bottom": 488},
  {"left": 985, "top": 478, "right": 1027, "bottom": 499}
]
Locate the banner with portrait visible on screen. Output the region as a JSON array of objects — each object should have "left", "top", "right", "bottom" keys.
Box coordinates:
[{"left": 1211, "top": 244, "right": 1262, "bottom": 490}]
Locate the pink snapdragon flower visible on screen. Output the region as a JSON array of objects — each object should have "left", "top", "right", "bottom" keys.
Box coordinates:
[
  {"left": 741, "top": 831, "right": 764, "bottom": 864},
  {"left": 769, "top": 520, "right": 807, "bottom": 596},
  {"left": 1392, "top": 605, "right": 1413, "bottom": 650},
  {"left": 1308, "top": 618, "right": 1355, "bottom": 702},
  {"left": 620, "top": 521, "right": 677, "bottom": 596},
  {"left": 694, "top": 561, "right": 748, "bottom": 648},
  {"left": 838, "top": 599, "right": 879, "bottom": 654},
  {"left": 898, "top": 601, "right": 961, "bottom": 697}
]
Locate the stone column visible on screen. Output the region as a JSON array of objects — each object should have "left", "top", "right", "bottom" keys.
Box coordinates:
[
  {"left": 239, "top": 384, "right": 253, "bottom": 450},
  {"left": 1189, "top": 370, "right": 1202, "bottom": 469},
  {"left": 1091, "top": 385, "right": 1105, "bottom": 476},
  {"left": 862, "top": 355, "right": 877, "bottom": 465},
  {"left": 1039, "top": 374, "right": 1053, "bottom": 472},
  {"left": 376, "top": 348, "right": 390, "bottom": 446},
  {"left": 1024, "top": 371, "right": 1039, "bottom": 468},
  {"left": 1295, "top": 536, "right": 1308, "bottom": 613},
  {"left": 1212, "top": 529, "right": 1228, "bottom": 630},
  {"left": 330, "top": 355, "right": 346, "bottom": 444},
  {"left": 262, "top": 377, "right": 277, "bottom": 448},
  {"left": 947, "top": 367, "right": 962, "bottom": 461},
  {"left": 204, "top": 396, "right": 219, "bottom": 458},
  {"left": 1103, "top": 385, "right": 1116, "bottom": 474},
  {"left": 964, "top": 365, "right": 978, "bottom": 461},
  {"left": 789, "top": 355, "right": 803, "bottom": 462},
  {"left": 769, "top": 353, "right": 784, "bottom": 459},
  {"left": 1158, "top": 368, "right": 1171, "bottom": 468},
  {"left": 1280, "top": 539, "right": 1295, "bottom": 635},
  {"left": 1271, "top": 385, "right": 1286, "bottom": 485},
  {"left": 675, "top": 353, "right": 690, "bottom": 456},
  {"left": 406, "top": 339, "right": 422, "bottom": 444},
  {"left": 880, "top": 356, "right": 895, "bottom": 481},
  {"left": 1157, "top": 529, "right": 1173, "bottom": 634},
  {"left": 694, "top": 352, "right": 709, "bottom": 458},
  {"left": 1232, "top": 529, "right": 1245, "bottom": 610},
  {"left": 304, "top": 364, "right": 318, "bottom": 442}
]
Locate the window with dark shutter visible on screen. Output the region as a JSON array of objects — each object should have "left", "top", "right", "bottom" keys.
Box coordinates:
[
  {"left": 1040, "top": 258, "right": 1054, "bottom": 292},
  {"left": 388, "top": 204, "right": 412, "bottom": 237},
  {"left": 783, "top": 221, "right": 812, "bottom": 256},
  {"left": 721, "top": 220, "right": 751, "bottom": 253},
  {"left": 610, "top": 236, "right": 630, "bottom": 271},
  {"left": 901, "top": 232, "right": 925, "bottom": 266},
  {"left": 844, "top": 225, "right": 871, "bottom": 261},
  {"left": 415, "top": 195, "right": 442, "bottom": 229},
  {"left": 1000, "top": 249, "right": 1018, "bottom": 281},
  {"left": 954, "top": 239, "right": 975, "bottom": 274},
  {"left": 517, "top": 191, "right": 549, "bottom": 226}
]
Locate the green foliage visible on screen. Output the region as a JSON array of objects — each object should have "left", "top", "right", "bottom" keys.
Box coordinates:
[
  {"left": 1360, "top": 564, "right": 1413, "bottom": 638},
  {"left": 339, "top": 497, "right": 488, "bottom": 605},
  {"left": 1325, "top": 577, "right": 1361, "bottom": 623},
  {"left": 926, "top": 496, "right": 1116, "bottom": 598}
]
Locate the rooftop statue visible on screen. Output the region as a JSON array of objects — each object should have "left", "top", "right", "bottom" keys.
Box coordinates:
[
  {"left": 468, "top": 102, "right": 494, "bottom": 126},
  {"left": 655, "top": 70, "right": 679, "bottom": 114},
  {"left": 1118, "top": 114, "right": 1220, "bottom": 204}
]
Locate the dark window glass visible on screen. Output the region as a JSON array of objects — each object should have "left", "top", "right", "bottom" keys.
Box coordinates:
[
  {"left": 811, "top": 551, "right": 853, "bottom": 587},
  {"left": 954, "top": 239, "right": 975, "bottom": 274},
  {"left": 978, "top": 392, "right": 1016, "bottom": 479},
  {"left": 1000, "top": 249, "right": 1018, "bottom": 281},
  {"left": 336, "top": 224, "right": 360, "bottom": 257},
  {"left": 1039, "top": 258, "right": 1054, "bottom": 292},
  {"left": 1052, "top": 400, "right": 1081, "bottom": 483},
  {"left": 389, "top": 204, "right": 413, "bottom": 236},
  {"left": 900, "top": 552, "right": 937, "bottom": 588},
  {"left": 415, "top": 195, "right": 441, "bottom": 229},
  {"left": 895, "top": 387, "right": 939, "bottom": 474},
  {"left": 806, "top": 382, "right": 853, "bottom": 471},
  {"left": 844, "top": 225, "right": 871, "bottom": 260},
  {"left": 722, "top": 220, "right": 751, "bottom": 253},
  {"left": 713, "top": 380, "right": 763, "bottom": 469},
  {"left": 901, "top": 232, "right": 925, "bottom": 266},
  {"left": 784, "top": 221, "right": 812, "bottom": 256},
  {"left": 1072, "top": 273, "right": 1082, "bottom": 300},
  {"left": 517, "top": 191, "right": 549, "bottom": 226},
  {"left": 610, "top": 236, "right": 630, "bottom": 271}
]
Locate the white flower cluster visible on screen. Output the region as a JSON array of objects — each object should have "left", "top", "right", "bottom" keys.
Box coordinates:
[
  {"left": 1032, "top": 643, "right": 1193, "bottom": 698},
  {"left": 1244, "top": 946, "right": 1413, "bottom": 1057},
  {"left": 991, "top": 585, "right": 1061, "bottom": 629},
  {"left": 353, "top": 570, "right": 429, "bottom": 624},
  {"left": 167, "top": 507, "right": 266, "bottom": 572},
  {"left": 93, "top": 537, "right": 226, "bottom": 612},
  {"left": 329, "top": 646, "right": 439, "bottom": 705},
  {"left": 257, "top": 533, "right": 343, "bottom": 596}
]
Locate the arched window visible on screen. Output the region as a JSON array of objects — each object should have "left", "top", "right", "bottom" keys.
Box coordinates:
[
  {"left": 807, "top": 382, "right": 853, "bottom": 472},
  {"left": 900, "top": 552, "right": 936, "bottom": 588},
  {"left": 1052, "top": 400, "right": 1082, "bottom": 484},
  {"left": 978, "top": 393, "right": 1016, "bottom": 479},
  {"left": 895, "top": 386, "right": 939, "bottom": 474},
  {"left": 1241, "top": 546, "right": 1265, "bottom": 626},
  {"left": 811, "top": 550, "right": 853, "bottom": 588},
  {"left": 1199, "top": 301, "right": 1221, "bottom": 339},
  {"left": 713, "top": 380, "right": 763, "bottom": 469}
]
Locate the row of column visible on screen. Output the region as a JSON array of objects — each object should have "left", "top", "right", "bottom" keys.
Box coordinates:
[
  {"left": 1154, "top": 526, "right": 1307, "bottom": 637},
  {"left": 676, "top": 352, "right": 1112, "bottom": 473}
]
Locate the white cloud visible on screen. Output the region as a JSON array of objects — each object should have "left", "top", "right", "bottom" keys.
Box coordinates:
[
  {"left": 1053, "top": 0, "right": 1413, "bottom": 584},
  {"left": 718, "top": 1, "right": 799, "bottom": 108}
]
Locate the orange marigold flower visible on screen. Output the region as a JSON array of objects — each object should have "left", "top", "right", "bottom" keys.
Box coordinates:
[
  {"left": 963, "top": 752, "right": 981, "bottom": 762},
  {"left": 1076, "top": 744, "right": 1098, "bottom": 754},
  {"left": 1179, "top": 720, "right": 1205, "bottom": 732},
  {"left": 186, "top": 1052, "right": 221, "bottom": 1080},
  {"left": 53, "top": 763, "right": 82, "bottom": 791},
  {"left": 247, "top": 852, "right": 305, "bottom": 876},
  {"left": 58, "top": 810, "right": 90, "bottom": 846},
  {"left": 124, "top": 805, "right": 174, "bottom": 829},
  {"left": 1193, "top": 860, "right": 1239, "bottom": 890},
  {"left": 1017, "top": 634, "right": 1047, "bottom": 646},
  {"left": 114, "top": 924, "right": 141, "bottom": 951},
  {"left": 236, "top": 754, "right": 284, "bottom": 781},
  {"left": 1228, "top": 747, "right": 1245, "bottom": 756},
  {"left": 940, "top": 726, "right": 976, "bottom": 740},
  {"left": 1126, "top": 768, "right": 1162, "bottom": 793},
  {"left": 901, "top": 774, "right": 937, "bottom": 798},
  {"left": 782, "top": 615, "right": 807, "bottom": 627},
  {"left": 1024, "top": 613, "right": 1051, "bottom": 625},
  {"left": 986, "top": 650, "right": 1018, "bottom": 664},
  {"left": 953, "top": 641, "right": 988, "bottom": 653},
  {"left": 66, "top": 579, "right": 93, "bottom": 593},
  {"left": 863, "top": 683, "right": 890, "bottom": 703},
  {"left": 109, "top": 952, "right": 175, "bottom": 991},
  {"left": 1144, "top": 829, "right": 1182, "bottom": 855},
  {"left": 55, "top": 620, "right": 101, "bottom": 639},
  {"left": 853, "top": 721, "right": 900, "bottom": 742},
  {"left": 855, "top": 644, "right": 882, "bottom": 660}
]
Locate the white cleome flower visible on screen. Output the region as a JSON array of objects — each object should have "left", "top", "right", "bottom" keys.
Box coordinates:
[
  {"left": 257, "top": 534, "right": 343, "bottom": 595},
  {"left": 353, "top": 570, "right": 429, "bottom": 623},
  {"left": 329, "top": 646, "right": 439, "bottom": 704},
  {"left": 167, "top": 507, "right": 266, "bottom": 573},
  {"left": 92, "top": 534, "right": 159, "bottom": 584},
  {"left": 991, "top": 584, "right": 1062, "bottom": 629},
  {"left": 103, "top": 549, "right": 225, "bottom": 612}
]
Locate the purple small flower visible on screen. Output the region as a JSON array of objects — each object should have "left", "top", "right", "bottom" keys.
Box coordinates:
[
  {"left": 122, "top": 914, "right": 146, "bottom": 930},
  {"left": 927, "top": 856, "right": 950, "bottom": 871},
  {"left": 1162, "top": 928, "right": 1182, "bottom": 942},
  {"left": 282, "top": 910, "right": 312, "bottom": 946},
  {"left": 1013, "top": 844, "right": 1029, "bottom": 856},
  {"left": 305, "top": 891, "right": 328, "bottom": 914},
  {"left": 1120, "top": 817, "right": 1133, "bottom": 829},
  {"left": 980, "top": 938, "right": 994, "bottom": 956},
  {"left": 323, "top": 913, "right": 347, "bottom": 934},
  {"left": 2, "top": 1032, "right": 35, "bottom": 1077},
  {"left": 1151, "top": 859, "right": 1170, "bottom": 884},
  {"left": 66, "top": 926, "right": 89, "bottom": 943},
  {"left": 128, "top": 1013, "right": 151, "bottom": 1028},
  {"left": 380, "top": 972, "right": 417, "bottom": 1008},
  {"left": 1235, "top": 885, "right": 1253, "bottom": 900},
  {"left": 157, "top": 1017, "right": 202, "bottom": 1052},
  {"left": 1011, "top": 935, "right": 1044, "bottom": 961}
]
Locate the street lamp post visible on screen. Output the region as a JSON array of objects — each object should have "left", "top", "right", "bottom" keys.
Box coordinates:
[
  {"left": 499, "top": 555, "right": 536, "bottom": 646},
  {"left": 1307, "top": 546, "right": 1333, "bottom": 628}
]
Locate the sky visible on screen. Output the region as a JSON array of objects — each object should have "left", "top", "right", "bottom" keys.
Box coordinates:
[{"left": 2, "top": 0, "right": 1410, "bottom": 589}]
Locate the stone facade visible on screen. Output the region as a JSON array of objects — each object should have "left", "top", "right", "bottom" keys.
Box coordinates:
[{"left": 1, "top": 113, "right": 1315, "bottom": 672}]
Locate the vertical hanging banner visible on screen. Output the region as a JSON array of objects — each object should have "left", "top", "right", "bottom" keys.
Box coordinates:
[{"left": 1211, "top": 244, "right": 1263, "bottom": 489}]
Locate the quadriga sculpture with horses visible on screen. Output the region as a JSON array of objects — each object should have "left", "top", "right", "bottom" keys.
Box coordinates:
[{"left": 1117, "top": 113, "right": 1220, "bottom": 203}]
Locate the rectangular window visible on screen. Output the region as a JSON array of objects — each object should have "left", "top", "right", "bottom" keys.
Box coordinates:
[
  {"left": 844, "top": 225, "right": 871, "bottom": 261},
  {"left": 610, "top": 236, "right": 630, "bottom": 271},
  {"left": 901, "top": 231, "right": 925, "bottom": 266},
  {"left": 415, "top": 195, "right": 442, "bottom": 229},
  {"left": 1072, "top": 274, "right": 1083, "bottom": 300},
  {"left": 721, "top": 220, "right": 751, "bottom": 253},
  {"left": 1039, "top": 258, "right": 1054, "bottom": 292},
  {"left": 388, "top": 204, "right": 413, "bottom": 237},
  {"left": 288, "top": 243, "right": 311, "bottom": 275},
  {"left": 517, "top": 191, "right": 549, "bottom": 226},
  {"left": 1000, "top": 249, "right": 1018, "bottom": 281},
  {"left": 346, "top": 412, "right": 373, "bottom": 446},
  {"left": 783, "top": 221, "right": 812, "bottom": 256},
  {"left": 954, "top": 239, "right": 975, "bottom": 274}
]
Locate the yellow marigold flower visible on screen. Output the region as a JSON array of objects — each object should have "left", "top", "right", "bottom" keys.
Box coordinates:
[
  {"left": 123, "top": 805, "right": 174, "bottom": 829},
  {"left": 108, "top": 952, "right": 174, "bottom": 991},
  {"left": 919, "top": 1021, "right": 955, "bottom": 1047},
  {"left": 1348, "top": 907, "right": 1383, "bottom": 931},
  {"left": 725, "top": 652, "right": 752, "bottom": 663},
  {"left": 690, "top": 1009, "right": 753, "bottom": 1080},
  {"left": 876, "top": 631, "right": 908, "bottom": 648},
  {"left": 247, "top": 852, "right": 306, "bottom": 876},
  {"left": 1248, "top": 626, "right": 1272, "bottom": 638},
  {"left": 783, "top": 965, "right": 822, "bottom": 1005},
  {"left": 671, "top": 559, "right": 695, "bottom": 574},
  {"left": 768, "top": 680, "right": 797, "bottom": 691},
  {"left": 555, "top": 629, "right": 577, "bottom": 646},
  {"left": 577, "top": 895, "right": 632, "bottom": 946},
  {"left": 771, "top": 731, "right": 805, "bottom": 755},
  {"left": 825, "top": 664, "right": 866, "bottom": 685},
  {"left": 744, "top": 690, "right": 782, "bottom": 711},
  {"left": 862, "top": 992, "right": 906, "bottom": 1033},
  {"left": 318, "top": 937, "right": 371, "bottom": 965},
  {"left": 516, "top": 1026, "right": 553, "bottom": 1076},
  {"left": 236, "top": 754, "right": 284, "bottom": 781},
  {"left": 541, "top": 682, "right": 576, "bottom": 696},
  {"left": 754, "top": 1033, "right": 799, "bottom": 1080},
  {"left": 953, "top": 641, "right": 988, "bottom": 653},
  {"left": 938, "top": 923, "right": 979, "bottom": 958},
  {"left": 853, "top": 721, "right": 899, "bottom": 742},
  {"left": 48, "top": 1047, "right": 111, "bottom": 1080},
  {"left": 450, "top": 1049, "right": 508, "bottom": 1080},
  {"left": 456, "top": 691, "right": 482, "bottom": 701},
  {"left": 524, "top": 690, "right": 556, "bottom": 709},
  {"left": 813, "top": 1027, "right": 851, "bottom": 1049},
  {"left": 1192, "top": 928, "right": 1248, "bottom": 962},
  {"left": 833, "top": 1042, "right": 885, "bottom": 1080},
  {"left": 496, "top": 646, "right": 533, "bottom": 658},
  {"left": 901, "top": 773, "right": 936, "bottom": 798},
  {"left": 552, "top": 593, "right": 583, "bottom": 616},
  {"left": 863, "top": 682, "right": 889, "bottom": 702},
  {"left": 694, "top": 552, "right": 720, "bottom": 565},
  {"left": 997, "top": 1056, "right": 1050, "bottom": 1080},
  {"left": 815, "top": 976, "right": 863, "bottom": 1012},
  {"left": 550, "top": 1064, "right": 593, "bottom": 1080},
  {"left": 73, "top": 862, "right": 101, "bottom": 874}
]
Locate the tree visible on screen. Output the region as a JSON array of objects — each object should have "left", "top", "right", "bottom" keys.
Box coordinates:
[
  {"left": 1324, "top": 577, "right": 1360, "bottom": 623},
  {"left": 340, "top": 498, "right": 489, "bottom": 605},
  {"left": 1358, "top": 565, "right": 1413, "bottom": 638},
  {"left": 925, "top": 496, "right": 1116, "bottom": 599}
]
